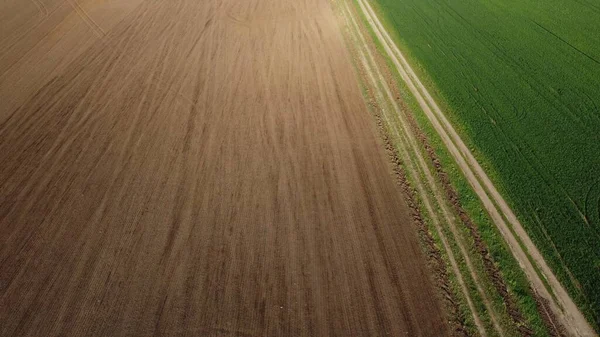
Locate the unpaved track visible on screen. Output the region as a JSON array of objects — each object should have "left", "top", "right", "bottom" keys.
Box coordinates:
[
  {"left": 0, "top": 0, "right": 449, "bottom": 336},
  {"left": 355, "top": 0, "right": 596, "bottom": 336}
]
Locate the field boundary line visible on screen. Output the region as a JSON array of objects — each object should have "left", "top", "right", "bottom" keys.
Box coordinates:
[{"left": 354, "top": 0, "right": 595, "bottom": 335}]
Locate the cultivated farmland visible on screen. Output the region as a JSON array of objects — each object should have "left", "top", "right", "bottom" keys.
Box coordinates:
[
  {"left": 371, "top": 0, "right": 600, "bottom": 329},
  {"left": 0, "top": 0, "right": 448, "bottom": 336}
]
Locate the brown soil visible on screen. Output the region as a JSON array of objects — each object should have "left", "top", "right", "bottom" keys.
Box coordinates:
[{"left": 0, "top": 0, "right": 450, "bottom": 336}]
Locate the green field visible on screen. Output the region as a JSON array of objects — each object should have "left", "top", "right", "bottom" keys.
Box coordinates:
[{"left": 371, "top": 0, "right": 600, "bottom": 328}]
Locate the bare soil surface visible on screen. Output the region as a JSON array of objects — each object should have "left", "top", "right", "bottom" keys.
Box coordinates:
[
  {"left": 354, "top": 0, "right": 596, "bottom": 335},
  {"left": 0, "top": 0, "right": 449, "bottom": 336}
]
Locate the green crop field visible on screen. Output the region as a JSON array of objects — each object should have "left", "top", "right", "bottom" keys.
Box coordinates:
[{"left": 370, "top": 0, "right": 600, "bottom": 328}]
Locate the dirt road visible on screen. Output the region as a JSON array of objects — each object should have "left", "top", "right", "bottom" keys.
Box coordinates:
[
  {"left": 353, "top": 0, "right": 597, "bottom": 335},
  {"left": 0, "top": 0, "right": 449, "bottom": 336}
]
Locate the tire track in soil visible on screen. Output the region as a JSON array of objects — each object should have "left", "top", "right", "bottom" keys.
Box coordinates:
[
  {"left": 65, "top": 0, "right": 106, "bottom": 37},
  {"left": 30, "top": 0, "right": 48, "bottom": 17},
  {"left": 341, "top": 3, "right": 507, "bottom": 336}
]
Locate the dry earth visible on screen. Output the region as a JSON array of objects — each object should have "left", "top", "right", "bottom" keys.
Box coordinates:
[{"left": 0, "top": 0, "right": 449, "bottom": 336}]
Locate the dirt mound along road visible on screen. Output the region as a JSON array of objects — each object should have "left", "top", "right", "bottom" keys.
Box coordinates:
[{"left": 0, "top": 0, "right": 449, "bottom": 336}]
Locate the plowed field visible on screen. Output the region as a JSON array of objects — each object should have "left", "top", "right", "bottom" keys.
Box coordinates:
[{"left": 0, "top": 0, "right": 447, "bottom": 336}]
